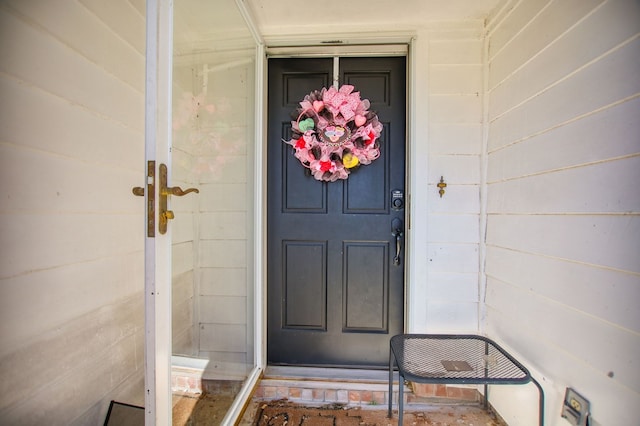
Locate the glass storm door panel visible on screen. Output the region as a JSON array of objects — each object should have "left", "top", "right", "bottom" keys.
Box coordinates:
[
  {"left": 144, "top": 0, "right": 257, "bottom": 424},
  {"left": 171, "top": 0, "right": 257, "bottom": 421}
]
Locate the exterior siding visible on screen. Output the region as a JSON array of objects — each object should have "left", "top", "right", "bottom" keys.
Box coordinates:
[
  {"left": 0, "top": 1, "right": 145, "bottom": 424},
  {"left": 484, "top": 1, "right": 640, "bottom": 425},
  {"left": 425, "top": 33, "right": 484, "bottom": 332}
]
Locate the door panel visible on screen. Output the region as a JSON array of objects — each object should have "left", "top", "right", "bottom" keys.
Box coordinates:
[
  {"left": 283, "top": 240, "right": 327, "bottom": 330},
  {"left": 343, "top": 242, "right": 389, "bottom": 332},
  {"left": 343, "top": 126, "right": 388, "bottom": 213},
  {"left": 268, "top": 57, "right": 406, "bottom": 367},
  {"left": 283, "top": 142, "right": 328, "bottom": 212}
]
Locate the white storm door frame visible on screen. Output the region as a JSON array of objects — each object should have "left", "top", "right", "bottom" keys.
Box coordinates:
[
  {"left": 144, "top": 0, "right": 172, "bottom": 424},
  {"left": 144, "top": 1, "right": 266, "bottom": 425}
]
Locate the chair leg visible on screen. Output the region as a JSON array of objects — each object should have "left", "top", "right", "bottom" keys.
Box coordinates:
[
  {"left": 531, "top": 377, "right": 545, "bottom": 426},
  {"left": 398, "top": 374, "right": 404, "bottom": 425},
  {"left": 388, "top": 347, "right": 393, "bottom": 418}
]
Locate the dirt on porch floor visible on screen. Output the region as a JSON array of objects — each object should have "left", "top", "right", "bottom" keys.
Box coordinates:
[
  {"left": 173, "top": 391, "right": 235, "bottom": 425},
  {"left": 172, "top": 394, "right": 506, "bottom": 425},
  {"left": 242, "top": 399, "right": 507, "bottom": 426}
]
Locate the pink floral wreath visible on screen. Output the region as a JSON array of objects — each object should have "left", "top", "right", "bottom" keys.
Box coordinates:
[{"left": 285, "top": 84, "right": 382, "bottom": 182}]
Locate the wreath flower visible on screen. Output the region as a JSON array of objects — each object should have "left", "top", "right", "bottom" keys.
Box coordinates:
[{"left": 284, "top": 84, "right": 382, "bottom": 182}]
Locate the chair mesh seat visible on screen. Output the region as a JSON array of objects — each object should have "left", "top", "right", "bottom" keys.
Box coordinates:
[
  {"left": 390, "top": 334, "right": 529, "bottom": 384},
  {"left": 388, "top": 334, "right": 544, "bottom": 426}
]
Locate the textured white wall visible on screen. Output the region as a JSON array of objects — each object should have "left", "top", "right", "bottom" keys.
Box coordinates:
[
  {"left": 0, "top": 0, "right": 146, "bottom": 424},
  {"left": 484, "top": 1, "right": 640, "bottom": 425}
]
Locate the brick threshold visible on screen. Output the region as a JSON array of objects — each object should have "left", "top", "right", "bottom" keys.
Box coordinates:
[
  {"left": 171, "top": 365, "right": 482, "bottom": 407},
  {"left": 253, "top": 366, "right": 482, "bottom": 408}
]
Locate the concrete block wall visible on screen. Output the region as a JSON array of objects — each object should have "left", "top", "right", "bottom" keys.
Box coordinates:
[{"left": 0, "top": 0, "right": 146, "bottom": 424}]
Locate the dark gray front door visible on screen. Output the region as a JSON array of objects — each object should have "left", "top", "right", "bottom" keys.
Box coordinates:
[{"left": 267, "top": 56, "right": 406, "bottom": 367}]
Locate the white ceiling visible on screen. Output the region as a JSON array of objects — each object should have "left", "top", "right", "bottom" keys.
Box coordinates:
[
  {"left": 246, "top": 0, "right": 505, "bottom": 34},
  {"left": 173, "top": 0, "right": 505, "bottom": 55}
]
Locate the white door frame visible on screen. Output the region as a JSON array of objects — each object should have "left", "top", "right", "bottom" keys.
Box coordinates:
[{"left": 262, "top": 34, "right": 430, "bottom": 334}]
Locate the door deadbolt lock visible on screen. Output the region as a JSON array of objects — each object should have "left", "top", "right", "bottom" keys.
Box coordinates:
[
  {"left": 131, "top": 161, "right": 156, "bottom": 237},
  {"left": 392, "top": 189, "right": 404, "bottom": 210}
]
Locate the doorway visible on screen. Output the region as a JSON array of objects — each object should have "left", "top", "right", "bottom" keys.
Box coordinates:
[{"left": 267, "top": 56, "right": 407, "bottom": 367}]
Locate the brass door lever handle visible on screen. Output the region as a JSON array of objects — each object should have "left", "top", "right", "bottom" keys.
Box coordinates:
[
  {"left": 132, "top": 162, "right": 198, "bottom": 236},
  {"left": 163, "top": 186, "right": 199, "bottom": 196},
  {"left": 158, "top": 163, "right": 199, "bottom": 234}
]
